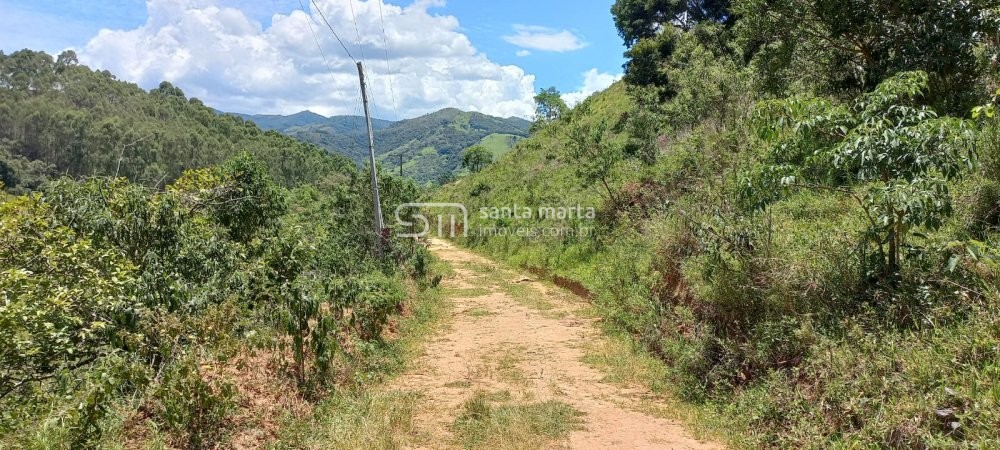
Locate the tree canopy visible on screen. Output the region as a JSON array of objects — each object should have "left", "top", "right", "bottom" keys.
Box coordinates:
[
  {"left": 461, "top": 145, "right": 493, "bottom": 173},
  {"left": 0, "top": 50, "right": 353, "bottom": 193},
  {"left": 534, "top": 87, "right": 568, "bottom": 123},
  {"left": 735, "top": 0, "right": 997, "bottom": 113}
]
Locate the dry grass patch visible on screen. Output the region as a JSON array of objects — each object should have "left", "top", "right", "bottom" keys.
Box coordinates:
[
  {"left": 452, "top": 391, "right": 584, "bottom": 449},
  {"left": 469, "top": 345, "right": 529, "bottom": 386},
  {"left": 463, "top": 307, "right": 495, "bottom": 317}
]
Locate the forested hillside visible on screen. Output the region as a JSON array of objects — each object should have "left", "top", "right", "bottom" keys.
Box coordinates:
[
  {"left": 436, "top": 1, "right": 1000, "bottom": 447},
  {"left": 224, "top": 110, "right": 394, "bottom": 134},
  {"left": 1, "top": 49, "right": 441, "bottom": 447},
  {"left": 225, "top": 110, "right": 393, "bottom": 153},
  {"left": 265, "top": 107, "right": 531, "bottom": 185},
  {"left": 0, "top": 50, "right": 352, "bottom": 193}
]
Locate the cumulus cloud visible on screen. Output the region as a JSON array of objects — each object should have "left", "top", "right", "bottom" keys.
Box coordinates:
[
  {"left": 562, "top": 68, "right": 622, "bottom": 107},
  {"left": 515, "top": 49, "right": 531, "bottom": 57},
  {"left": 79, "top": 0, "right": 537, "bottom": 119},
  {"left": 502, "top": 25, "right": 586, "bottom": 53}
]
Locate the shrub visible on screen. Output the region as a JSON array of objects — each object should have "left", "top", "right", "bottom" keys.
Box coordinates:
[
  {"left": 956, "top": 176, "right": 1000, "bottom": 237},
  {"left": 334, "top": 274, "right": 406, "bottom": 342},
  {"left": 0, "top": 196, "right": 136, "bottom": 401},
  {"left": 153, "top": 354, "right": 235, "bottom": 449},
  {"left": 749, "top": 71, "right": 976, "bottom": 278}
]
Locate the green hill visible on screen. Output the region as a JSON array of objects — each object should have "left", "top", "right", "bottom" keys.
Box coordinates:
[
  {"left": 220, "top": 111, "right": 394, "bottom": 168},
  {"left": 373, "top": 109, "right": 531, "bottom": 185},
  {"left": 237, "top": 107, "right": 531, "bottom": 184},
  {"left": 433, "top": 10, "right": 1000, "bottom": 446},
  {"left": 476, "top": 133, "right": 523, "bottom": 159},
  {"left": 225, "top": 110, "right": 394, "bottom": 134},
  {"left": 0, "top": 50, "right": 352, "bottom": 191}
]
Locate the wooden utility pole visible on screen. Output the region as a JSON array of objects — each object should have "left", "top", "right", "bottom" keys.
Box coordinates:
[{"left": 357, "top": 62, "right": 385, "bottom": 252}]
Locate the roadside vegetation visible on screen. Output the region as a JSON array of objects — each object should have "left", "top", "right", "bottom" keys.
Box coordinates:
[
  {"left": 0, "top": 51, "right": 445, "bottom": 448},
  {"left": 435, "top": 1, "right": 1000, "bottom": 447}
]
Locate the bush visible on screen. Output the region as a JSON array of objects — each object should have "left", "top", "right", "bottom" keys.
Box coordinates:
[
  {"left": 335, "top": 274, "right": 406, "bottom": 342},
  {"left": 153, "top": 354, "right": 236, "bottom": 449},
  {"left": 0, "top": 196, "right": 136, "bottom": 401},
  {"left": 956, "top": 176, "right": 1000, "bottom": 238}
]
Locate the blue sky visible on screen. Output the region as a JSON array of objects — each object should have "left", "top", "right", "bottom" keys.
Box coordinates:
[{"left": 0, "top": 0, "right": 626, "bottom": 119}]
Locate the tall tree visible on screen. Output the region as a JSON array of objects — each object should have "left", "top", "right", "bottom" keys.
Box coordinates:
[
  {"left": 736, "top": 0, "right": 996, "bottom": 114},
  {"left": 612, "top": 0, "right": 732, "bottom": 47},
  {"left": 534, "top": 87, "right": 568, "bottom": 123},
  {"left": 461, "top": 145, "right": 493, "bottom": 173}
]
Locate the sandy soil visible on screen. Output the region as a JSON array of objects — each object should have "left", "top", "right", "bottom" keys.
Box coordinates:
[{"left": 385, "top": 239, "right": 721, "bottom": 449}]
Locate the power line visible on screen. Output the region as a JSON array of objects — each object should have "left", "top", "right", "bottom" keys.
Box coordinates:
[
  {"left": 311, "top": 0, "right": 356, "bottom": 63},
  {"left": 299, "top": 0, "right": 365, "bottom": 144},
  {"left": 342, "top": 0, "right": 375, "bottom": 125},
  {"left": 361, "top": 64, "right": 382, "bottom": 121},
  {"left": 376, "top": 0, "right": 399, "bottom": 121},
  {"left": 298, "top": 0, "right": 337, "bottom": 75},
  {"left": 346, "top": 0, "right": 367, "bottom": 64}
]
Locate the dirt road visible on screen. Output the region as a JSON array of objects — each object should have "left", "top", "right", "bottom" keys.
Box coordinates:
[{"left": 384, "top": 239, "right": 720, "bottom": 449}]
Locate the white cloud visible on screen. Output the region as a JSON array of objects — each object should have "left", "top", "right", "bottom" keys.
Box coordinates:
[
  {"left": 502, "top": 25, "right": 586, "bottom": 53},
  {"left": 79, "top": 0, "right": 537, "bottom": 119},
  {"left": 562, "top": 68, "right": 622, "bottom": 107},
  {"left": 515, "top": 49, "right": 531, "bottom": 57}
]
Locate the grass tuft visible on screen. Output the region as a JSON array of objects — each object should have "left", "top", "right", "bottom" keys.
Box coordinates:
[{"left": 453, "top": 391, "right": 584, "bottom": 449}]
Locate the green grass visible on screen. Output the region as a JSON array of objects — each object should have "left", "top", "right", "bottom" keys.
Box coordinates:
[
  {"left": 470, "top": 345, "right": 529, "bottom": 386},
  {"left": 442, "top": 287, "right": 492, "bottom": 298},
  {"left": 453, "top": 391, "right": 584, "bottom": 449},
  {"left": 580, "top": 333, "right": 734, "bottom": 444},
  {"left": 500, "top": 279, "right": 568, "bottom": 319},
  {"left": 272, "top": 391, "right": 418, "bottom": 449},
  {"left": 450, "top": 112, "right": 472, "bottom": 132},
  {"left": 476, "top": 133, "right": 522, "bottom": 159},
  {"left": 462, "top": 257, "right": 565, "bottom": 316}
]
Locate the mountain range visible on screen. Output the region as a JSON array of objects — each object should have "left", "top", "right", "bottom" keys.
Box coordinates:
[{"left": 228, "top": 108, "right": 532, "bottom": 184}]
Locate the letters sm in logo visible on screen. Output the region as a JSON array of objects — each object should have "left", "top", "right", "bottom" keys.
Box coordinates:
[{"left": 394, "top": 203, "right": 468, "bottom": 238}]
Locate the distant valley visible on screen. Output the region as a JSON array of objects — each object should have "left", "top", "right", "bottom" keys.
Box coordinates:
[{"left": 227, "top": 108, "right": 531, "bottom": 184}]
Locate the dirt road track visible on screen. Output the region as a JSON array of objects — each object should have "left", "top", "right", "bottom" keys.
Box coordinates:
[{"left": 385, "top": 239, "right": 721, "bottom": 449}]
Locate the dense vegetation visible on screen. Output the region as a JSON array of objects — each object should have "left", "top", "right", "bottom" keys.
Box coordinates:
[
  {"left": 227, "top": 110, "right": 393, "bottom": 162},
  {"left": 0, "top": 50, "right": 350, "bottom": 193},
  {"left": 0, "top": 50, "right": 438, "bottom": 447},
  {"left": 227, "top": 110, "right": 393, "bottom": 135},
  {"left": 436, "top": 1, "right": 1000, "bottom": 447}
]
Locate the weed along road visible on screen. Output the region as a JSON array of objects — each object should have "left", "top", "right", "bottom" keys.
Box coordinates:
[{"left": 385, "top": 239, "right": 720, "bottom": 449}]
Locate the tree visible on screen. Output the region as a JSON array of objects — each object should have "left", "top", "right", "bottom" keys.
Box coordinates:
[
  {"left": 436, "top": 172, "right": 456, "bottom": 186},
  {"left": 748, "top": 71, "right": 976, "bottom": 277},
  {"left": 461, "top": 145, "right": 493, "bottom": 173},
  {"left": 151, "top": 81, "right": 186, "bottom": 99},
  {"left": 622, "top": 28, "right": 678, "bottom": 89},
  {"left": 735, "top": 0, "right": 995, "bottom": 114},
  {"left": 1, "top": 197, "right": 135, "bottom": 400},
  {"left": 56, "top": 50, "right": 78, "bottom": 67},
  {"left": 0, "top": 50, "right": 351, "bottom": 190},
  {"left": 566, "top": 121, "right": 624, "bottom": 206},
  {"left": 612, "top": 0, "right": 732, "bottom": 46},
  {"left": 534, "top": 87, "right": 568, "bottom": 123},
  {"left": 0, "top": 158, "right": 16, "bottom": 189}
]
